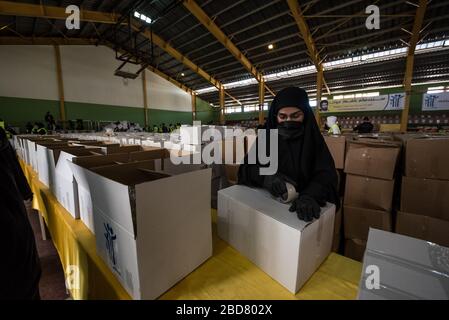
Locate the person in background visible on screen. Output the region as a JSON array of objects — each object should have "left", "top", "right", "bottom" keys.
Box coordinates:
[
  {"left": 0, "top": 127, "right": 41, "bottom": 300},
  {"left": 353, "top": 116, "right": 374, "bottom": 134},
  {"left": 25, "top": 122, "right": 34, "bottom": 134},
  {"left": 162, "top": 123, "right": 168, "bottom": 133},
  {"left": 326, "top": 116, "right": 341, "bottom": 135},
  {"left": 238, "top": 87, "right": 339, "bottom": 222},
  {"left": 32, "top": 122, "right": 47, "bottom": 135},
  {"left": 44, "top": 111, "right": 55, "bottom": 131}
]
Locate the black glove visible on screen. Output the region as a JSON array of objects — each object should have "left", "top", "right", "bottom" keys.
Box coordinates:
[
  {"left": 263, "top": 174, "right": 288, "bottom": 198},
  {"left": 289, "top": 195, "right": 321, "bottom": 222}
]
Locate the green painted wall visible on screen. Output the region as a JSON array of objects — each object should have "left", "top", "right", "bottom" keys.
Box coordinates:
[
  {"left": 148, "top": 109, "right": 192, "bottom": 127},
  {"left": 65, "top": 101, "right": 145, "bottom": 126},
  {"left": 195, "top": 97, "right": 220, "bottom": 124},
  {"left": 0, "top": 95, "right": 196, "bottom": 131},
  {"left": 0, "top": 96, "right": 60, "bottom": 128}
]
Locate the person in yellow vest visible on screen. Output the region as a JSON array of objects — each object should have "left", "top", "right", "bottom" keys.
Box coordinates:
[
  {"left": 0, "top": 119, "right": 12, "bottom": 139},
  {"left": 326, "top": 116, "right": 341, "bottom": 135}
]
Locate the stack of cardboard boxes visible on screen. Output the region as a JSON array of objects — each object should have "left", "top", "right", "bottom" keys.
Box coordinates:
[
  {"left": 396, "top": 137, "right": 449, "bottom": 247},
  {"left": 323, "top": 135, "right": 346, "bottom": 253},
  {"left": 343, "top": 140, "right": 401, "bottom": 261}
]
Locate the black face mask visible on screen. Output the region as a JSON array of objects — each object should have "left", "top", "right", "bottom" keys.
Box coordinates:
[{"left": 277, "top": 121, "right": 304, "bottom": 140}]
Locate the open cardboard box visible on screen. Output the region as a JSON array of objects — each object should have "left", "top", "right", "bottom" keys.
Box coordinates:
[
  {"left": 37, "top": 144, "right": 87, "bottom": 188},
  {"left": 35, "top": 141, "right": 71, "bottom": 178},
  {"left": 68, "top": 159, "right": 212, "bottom": 299},
  {"left": 217, "top": 185, "right": 335, "bottom": 293},
  {"left": 53, "top": 148, "right": 103, "bottom": 223}
]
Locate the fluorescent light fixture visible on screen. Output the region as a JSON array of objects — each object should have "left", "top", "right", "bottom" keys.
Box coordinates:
[{"left": 134, "top": 11, "right": 152, "bottom": 24}]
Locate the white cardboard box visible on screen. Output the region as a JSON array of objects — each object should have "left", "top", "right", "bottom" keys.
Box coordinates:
[
  {"left": 218, "top": 185, "right": 335, "bottom": 294},
  {"left": 53, "top": 148, "right": 102, "bottom": 223},
  {"left": 358, "top": 228, "right": 449, "bottom": 300},
  {"left": 69, "top": 160, "right": 212, "bottom": 299}
]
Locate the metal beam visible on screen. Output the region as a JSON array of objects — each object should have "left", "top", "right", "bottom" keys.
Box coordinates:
[
  {"left": 401, "top": 0, "right": 428, "bottom": 132},
  {"left": 0, "top": 1, "right": 120, "bottom": 24},
  {"left": 182, "top": 0, "right": 275, "bottom": 96},
  {"left": 287, "top": 0, "right": 330, "bottom": 95},
  {"left": 0, "top": 36, "right": 98, "bottom": 45}
]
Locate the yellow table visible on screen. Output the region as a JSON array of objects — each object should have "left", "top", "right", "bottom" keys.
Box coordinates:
[{"left": 21, "top": 161, "right": 362, "bottom": 300}]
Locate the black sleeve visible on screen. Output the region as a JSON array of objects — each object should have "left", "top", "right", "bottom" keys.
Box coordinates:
[{"left": 300, "top": 143, "right": 340, "bottom": 209}]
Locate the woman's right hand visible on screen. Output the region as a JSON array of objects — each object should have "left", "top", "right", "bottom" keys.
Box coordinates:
[{"left": 263, "top": 174, "right": 288, "bottom": 197}]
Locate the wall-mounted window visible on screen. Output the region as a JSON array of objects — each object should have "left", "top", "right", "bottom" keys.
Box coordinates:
[
  {"left": 427, "top": 86, "right": 449, "bottom": 94},
  {"left": 225, "top": 106, "right": 242, "bottom": 114},
  {"left": 333, "top": 92, "right": 379, "bottom": 100},
  {"left": 244, "top": 105, "right": 258, "bottom": 112}
]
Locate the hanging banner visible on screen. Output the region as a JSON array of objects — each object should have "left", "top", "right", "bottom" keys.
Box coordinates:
[
  {"left": 422, "top": 92, "right": 449, "bottom": 111},
  {"left": 319, "top": 93, "right": 405, "bottom": 113}
]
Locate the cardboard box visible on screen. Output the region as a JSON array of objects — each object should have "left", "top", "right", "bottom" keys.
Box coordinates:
[
  {"left": 344, "top": 141, "right": 400, "bottom": 180},
  {"left": 405, "top": 138, "right": 449, "bottom": 180},
  {"left": 396, "top": 211, "right": 449, "bottom": 248},
  {"left": 324, "top": 135, "right": 346, "bottom": 169},
  {"left": 332, "top": 202, "right": 343, "bottom": 252},
  {"left": 344, "top": 238, "right": 366, "bottom": 262},
  {"left": 53, "top": 148, "right": 103, "bottom": 221},
  {"left": 35, "top": 141, "right": 70, "bottom": 178},
  {"left": 69, "top": 160, "right": 212, "bottom": 299},
  {"left": 400, "top": 176, "right": 449, "bottom": 221},
  {"left": 224, "top": 164, "right": 240, "bottom": 185},
  {"left": 217, "top": 185, "right": 335, "bottom": 293},
  {"left": 104, "top": 145, "right": 142, "bottom": 154},
  {"left": 343, "top": 205, "right": 392, "bottom": 241},
  {"left": 72, "top": 153, "right": 130, "bottom": 168},
  {"left": 344, "top": 174, "right": 395, "bottom": 211},
  {"left": 358, "top": 228, "right": 449, "bottom": 300}
]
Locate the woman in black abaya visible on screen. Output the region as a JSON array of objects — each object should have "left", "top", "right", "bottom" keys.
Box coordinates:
[{"left": 238, "top": 87, "right": 339, "bottom": 222}]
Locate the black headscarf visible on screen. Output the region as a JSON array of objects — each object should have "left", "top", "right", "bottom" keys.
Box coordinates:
[{"left": 238, "top": 87, "right": 340, "bottom": 209}]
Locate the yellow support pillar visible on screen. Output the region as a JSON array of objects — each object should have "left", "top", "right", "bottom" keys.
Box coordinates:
[
  {"left": 142, "top": 70, "right": 148, "bottom": 129},
  {"left": 315, "top": 67, "right": 323, "bottom": 126},
  {"left": 258, "top": 77, "right": 265, "bottom": 125},
  {"left": 53, "top": 45, "right": 65, "bottom": 125},
  {"left": 192, "top": 92, "right": 197, "bottom": 122},
  {"left": 400, "top": 0, "right": 428, "bottom": 132},
  {"left": 219, "top": 85, "right": 225, "bottom": 125}
]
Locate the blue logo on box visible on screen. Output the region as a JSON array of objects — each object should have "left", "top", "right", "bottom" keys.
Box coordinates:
[{"left": 104, "top": 223, "right": 117, "bottom": 266}]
